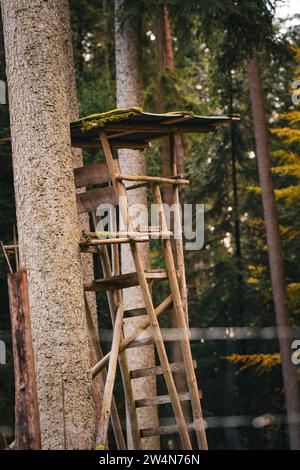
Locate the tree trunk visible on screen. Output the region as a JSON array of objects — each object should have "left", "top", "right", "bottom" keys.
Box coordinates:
[
  {"left": 57, "top": 0, "right": 102, "bottom": 435},
  {"left": 247, "top": 53, "right": 300, "bottom": 450},
  {"left": 1, "top": 0, "right": 95, "bottom": 449},
  {"left": 115, "top": 0, "right": 160, "bottom": 450}
]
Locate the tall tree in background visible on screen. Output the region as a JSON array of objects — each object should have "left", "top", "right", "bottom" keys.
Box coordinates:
[
  {"left": 1, "top": 0, "right": 95, "bottom": 449},
  {"left": 247, "top": 53, "right": 300, "bottom": 449},
  {"left": 114, "top": 0, "right": 160, "bottom": 450},
  {"left": 198, "top": 0, "right": 300, "bottom": 449}
]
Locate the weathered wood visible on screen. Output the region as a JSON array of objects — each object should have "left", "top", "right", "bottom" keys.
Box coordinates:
[
  {"left": 72, "top": 139, "right": 149, "bottom": 150},
  {"left": 130, "top": 240, "right": 192, "bottom": 449},
  {"left": 124, "top": 306, "right": 147, "bottom": 318},
  {"left": 97, "top": 303, "right": 124, "bottom": 448},
  {"left": 125, "top": 337, "right": 154, "bottom": 349},
  {"left": 161, "top": 116, "right": 194, "bottom": 125},
  {"left": 85, "top": 270, "right": 168, "bottom": 292},
  {"left": 104, "top": 122, "right": 216, "bottom": 134},
  {"left": 76, "top": 185, "right": 117, "bottom": 214},
  {"left": 100, "top": 130, "right": 192, "bottom": 449},
  {"left": 80, "top": 236, "right": 149, "bottom": 246},
  {"left": 140, "top": 422, "right": 195, "bottom": 438},
  {"left": 126, "top": 182, "right": 148, "bottom": 191},
  {"left": 136, "top": 390, "right": 202, "bottom": 408},
  {"left": 7, "top": 268, "right": 41, "bottom": 450},
  {"left": 169, "top": 135, "right": 188, "bottom": 322},
  {"left": 115, "top": 174, "right": 190, "bottom": 186},
  {"left": 168, "top": 134, "right": 191, "bottom": 429},
  {"left": 153, "top": 183, "right": 208, "bottom": 450},
  {"left": 84, "top": 296, "right": 126, "bottom": 450},
  {"left": 130, "top": 360, "right": 196, "bottom": 379},
  {"left": 92, "top": 214, "right": 142, "bottom": 450},
  {"left": 74, "top": 162, "right": 111, "bottom": 188},
  {"left": 91, "top": 295, "right": 173, "bottom": 378},
  {"left": 84, "top": 230, "right": 172, "bottom": 239}
]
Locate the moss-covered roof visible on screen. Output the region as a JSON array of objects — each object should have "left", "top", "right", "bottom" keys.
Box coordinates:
[
  {"left": 71, "top": 107, "right": 239, "bottom": 150},
  {"left": 0, "top": 107, "right": 239, "bottom": 150}
]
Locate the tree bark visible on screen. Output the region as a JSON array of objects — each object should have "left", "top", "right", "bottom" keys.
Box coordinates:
[
  {"left": 247, "top": 53, "right": 300, "bottom": 450},
  {"left": 115, "top": 0, "right": 160, "bottom": 450},
  {"left": 1, "top": 0, "right": 95, "bottom": 449},
  {"left": 57, "top": 0, "right": 102, "bottom": 435}
]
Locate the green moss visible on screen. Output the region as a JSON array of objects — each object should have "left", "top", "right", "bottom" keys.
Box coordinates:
[{"left": 71, "top": 106, "right": 144, "bottom": 132}]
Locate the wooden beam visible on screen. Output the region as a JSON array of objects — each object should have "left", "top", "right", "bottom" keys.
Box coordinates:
[
  {"left": 91, "top": 295, "right": 173, "bottom": 379},
  {"left": 7, "top": 268, "right": 41, "bottom": 449},
  {"left": 140, "top": 422, "right": 195, "bottom": 438},
  {"left": 104, "top": 122, "right": 216, "bottom": 133},
  {"left": 84, "top": 296, "right": 126, "bottom": 450},
  {"left": 135, "top": 390, "right": 202, "bottom": 408},
  {"left": 72, "top": 139, "right": 149, "bottom": 150},
  {"left": 152, "top": 183, "right": 208, "bottom": 450},
  {"left": 130, "top": 360, "right": 197, "bottom": 379},
  {"left": 84, "top": 230, "right": 172, "bottom": 239},
  {"left": 84, "top": 270, "right": 168, "bottom": 292},
  {"left": 97, "top": 303, "right": 125, "bottom": 448},
  {"left": 74, "top": 162, "right": 111, "bottom": 188},
  {"left": 76, "top": 186, "right": 117, "bottom": 214},
  {"left": 92, "top": 213, "right": 142, "bottom": 450},
  {"left": 80, "top": 236, "right": 149, "bottom": 246},
  {"left": 115, "top": 174, "right": 190, "bottom": 186}
]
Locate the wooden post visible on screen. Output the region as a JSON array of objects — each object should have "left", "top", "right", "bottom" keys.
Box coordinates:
[
  {"left": 152, "top": 183, "right": 208, "bottom": 450},
  {"left": 7, "top": 267, "right": 41, "bottom": 450},
  {"left": 97, "top": 303, "right": 125, "bottom": 448},
  {"left": 91, "top": 295, "right": 173, "bottom": 378},
  {"left": 169, "top": 134, "right": 191, "bottom": 435},
  {"left": 169, "top": 134, "right": 188, "bottom": 321},
  {"left": 84, "top": 295, "right": 126, "bottom": 450},
  {"left": 91, "top": 211, "right": 142, "bottom": 450}
]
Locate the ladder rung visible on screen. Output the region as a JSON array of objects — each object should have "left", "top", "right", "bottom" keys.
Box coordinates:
[
  {"left": 140, "top": 422, "right": 194, "bottom": 438},
  {"left": 115, "top": 174, "right": 190, "bottom": 186},
  {"left": 124, "top": 307, "right": 147, "bottom": 318},
  {"left": 84, "top": 270, "right": 168, "bottom": 292},
  {"left": 83, "top": 230, "right": 172, "bottom": 239},
  {"left": 80, "top": 236, "right": 149, "bottom": 246},
  {"left": 126, "top": 337, "right": 154, "bottom": 349},
  {"left": 135, "top": 390, "right": 202, "bottom": 408},
  {"left": 130, "top": 360, "right": 197, "bottom": 379}
]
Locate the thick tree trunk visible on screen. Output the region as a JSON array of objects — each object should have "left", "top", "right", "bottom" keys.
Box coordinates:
[
  {"left": 115, "top": 0, "right": 160, "bottom": 450},
  {"left": 1, "top": 0, "right": 95, "bottom": 449},
  {"left": 247, "top": 54, "right": 300, "bottom": 450},
  {"left": 57, "top": 0, "right": 102, "bottom": 435}
]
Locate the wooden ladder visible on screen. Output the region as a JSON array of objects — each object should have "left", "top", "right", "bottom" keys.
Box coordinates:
[{"left": 77, "top": 131, "right": 208, "bottom": 450}]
